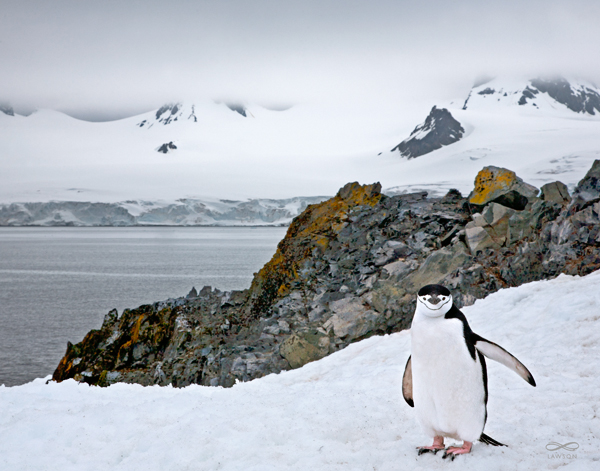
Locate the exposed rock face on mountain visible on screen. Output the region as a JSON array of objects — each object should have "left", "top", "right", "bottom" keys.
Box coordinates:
[
  {"left": 528, "top": 78, "right": 600, "bottom": 115},
  {"left": 226, "top": 103, "right": 247, "bottom": 117},
  {"left": 137, "top": 103, "right": 198, "bottom": 128},
  {"left": 0, "top": 103, "right": 14, "bottom": 116},
  {"left": 463, "top": 77, "right": 600, "bottom": 115},
  {"left": 53, "top": 161, "right": 600, "bottom": 388},
  {"left": 157, "top": 141, "right": 177, "bottom": 154},
  {"left": 391, "top": 107, "right": 464, "bottom": 159},
  {"left": 0, "top": 197, "right": 329, "bottom": 226}
]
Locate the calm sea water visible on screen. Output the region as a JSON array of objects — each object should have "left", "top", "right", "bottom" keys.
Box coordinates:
[{"left": 0, "top": 226, "right": 287, "bottom": 386}]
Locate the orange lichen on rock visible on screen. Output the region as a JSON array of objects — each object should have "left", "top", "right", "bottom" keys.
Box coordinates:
[
  {"left": 117, "top": 314, "right": 145, "bottom": 358},
  {"left": 469, "top": 167, "right": 519, "bottom": 205},
  {"left": 246, "top": 182, "right": 382, "bottom": 319}
]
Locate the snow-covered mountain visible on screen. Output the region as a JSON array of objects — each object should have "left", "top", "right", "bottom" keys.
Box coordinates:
[
  {"left": 391, "top": 106, "right": 464, "bottom": 159},
  {"left": 384, "top": 77, "right": 600, "bottom": 196},
  {"left": 462, "top": 77, "right": 600, "bottom": 115},
  {"left": 2, "top": 77, "right": 600, "bottom": 224},
  {"left": 0, "top": 99, "right": 391, "bottom": 207}
]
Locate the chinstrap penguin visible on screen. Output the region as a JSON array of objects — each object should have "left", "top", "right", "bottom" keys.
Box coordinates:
[{"left": 403, "top": 284, "right": 536, "bottom": 460}]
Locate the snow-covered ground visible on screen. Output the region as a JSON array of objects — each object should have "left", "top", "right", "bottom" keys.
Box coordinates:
[
  {"left": 2, "top": 78, "right": 600, "bottom": 206},
  {"left": 2, "top": 271, "right": 599, "bottom": 470}
]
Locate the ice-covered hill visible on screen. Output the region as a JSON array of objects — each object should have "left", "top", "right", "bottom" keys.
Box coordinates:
[
  {"left": 1, "top": 271, "right": 598, "bottom": 470},
  {"left": 2, "top": 77, "right": 600, "bottom": 221}
]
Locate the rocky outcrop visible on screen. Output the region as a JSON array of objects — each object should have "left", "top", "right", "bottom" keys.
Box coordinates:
[
  {"left": 568, "top": 160, "right": 600, "bottom": 213},
  {"left": 541, "top": 181, "right": 571, "bottom": 205},
  {"left": 529, "top": 78, "right": 600, "bottom": 115},
  {"left": 137, "top": 103, "right": 198, "bottom": 128},
  {"left": 226, "top": 103, "right": 247, "bottom": 117},
  {"left": 0, "top": 103, "right": 14, "bottom": 116},
  {"left": 52, "top": 163, "right": 600, "bottom": 388},
  {"left": 391, "top": 107, "right": 464, "bottom": 159},
  {"left": 157, "top": 141, "right": 177, "bottom": 154}
]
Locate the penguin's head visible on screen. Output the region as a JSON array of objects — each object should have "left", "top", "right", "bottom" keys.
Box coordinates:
[{"left": 416, "top": 284, "right": 453, "bottom": 318}]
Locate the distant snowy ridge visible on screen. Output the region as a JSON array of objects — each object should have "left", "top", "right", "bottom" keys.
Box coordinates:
[
  {"left": 136, "top": 101, "right": 250, "bottom": 129},
  {"left": 462, "top": 77, "right": 600, "bottom": 115},
  {"left": 3, "top": 76, "right": 600, "bottom": 205},
  {"left": 0, "top": 196, "right": 329, "bottom": 226}
]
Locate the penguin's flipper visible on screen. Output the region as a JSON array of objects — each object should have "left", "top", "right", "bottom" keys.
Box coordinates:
[
  {"left": 402, "top": 356, "right": 414, "bottom": 407},
  {"left": 473, "top": 335, "right": 536, "bottom": 386}
]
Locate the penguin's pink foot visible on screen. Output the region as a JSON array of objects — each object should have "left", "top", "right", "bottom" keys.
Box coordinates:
[
  {"left": 442, "top": 441, "right": 472, "bottom": 461},
  {"left": 417, "top": 436, "right": 445, "bottom": 455}
]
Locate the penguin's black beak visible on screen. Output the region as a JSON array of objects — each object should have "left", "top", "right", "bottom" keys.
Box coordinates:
[{"left": 428, "top": 294, "right": 441, "bottom": 305}]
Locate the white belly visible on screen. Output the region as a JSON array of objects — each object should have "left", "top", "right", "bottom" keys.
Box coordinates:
[{"left": 411, "top": 315, "right": 486, "bottom": 442}]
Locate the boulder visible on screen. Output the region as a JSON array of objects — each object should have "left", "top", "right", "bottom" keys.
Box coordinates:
[
  {"left": 465, "top": 224, "right": 500, "bottom": 254},
  {"left": 540, "top": 181, "right": 571, "bottom": 205},
  {"left": 401, "top": 246, "right": 472, "bottom": 292},
  {"left": 279, "top": 329, "right": 330, "bottom": 369},
  {"left": 468, "top": 166, "right": 539, "bottom": 210},
  {"left": 464, "top": 202, "right": 518, "bottom": 251},
  {"left": 382, "top": 259, "right": 417, "bottom": 280},
  {"left": 323, "top": 297, "right": 379, "bottom": 339},
  {"left": 480, "top": 202, "right": 517, "bottom": 245},
  {"left": 568, "top": 160, "right": 600, "bottom": 213},
  {"left": 507, "top": 210, "right": 534, "bottom": 246}
]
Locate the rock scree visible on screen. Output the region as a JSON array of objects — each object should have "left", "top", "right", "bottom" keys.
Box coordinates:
[{"left": 53, "top": 162, "right": 600, "bottom": 388}]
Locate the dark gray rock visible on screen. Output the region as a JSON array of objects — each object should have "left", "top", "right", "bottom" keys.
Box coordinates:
[
  {"left": 226, "top": 103, "right": 247, "bottom": 117},
  {"left": 156, "top": 103, "right": 180, "bottom": 122},
  {"left": 0, "top": 103, "right": 14, "bottom": 116},
  {"left": 541, "top": 181, "right": 571, "bottom": 205},
  {"left": 157, "top": 141, "right": 177, "bottom": 154},
  {"left": 568, "top": 160, "right": 600, "bottom": 213},
  {"left": 518, "top": 86, "right": 539, "bottom": 105},
  {"left": 391, "top": 107, "right": 464, "bottom": 159},
  {"left": 53, "top": 166, "right": 600, "bottom": 389}
]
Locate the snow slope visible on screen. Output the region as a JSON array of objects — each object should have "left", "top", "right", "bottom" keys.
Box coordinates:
[
  {"left": 1, "top": 271, "right": 599, "bottom": 470},
  {"left": 0, "top": 100, "right": 398, "bottom": 203}
]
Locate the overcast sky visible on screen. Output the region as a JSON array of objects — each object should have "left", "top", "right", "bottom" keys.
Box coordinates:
[{"left": 2, "top": 0, "right": 599, "bottom": 121}]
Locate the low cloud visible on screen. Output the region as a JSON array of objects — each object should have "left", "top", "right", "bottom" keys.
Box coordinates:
[{"left": 1, "top": 0, "right": 599, "bottom": 120}]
